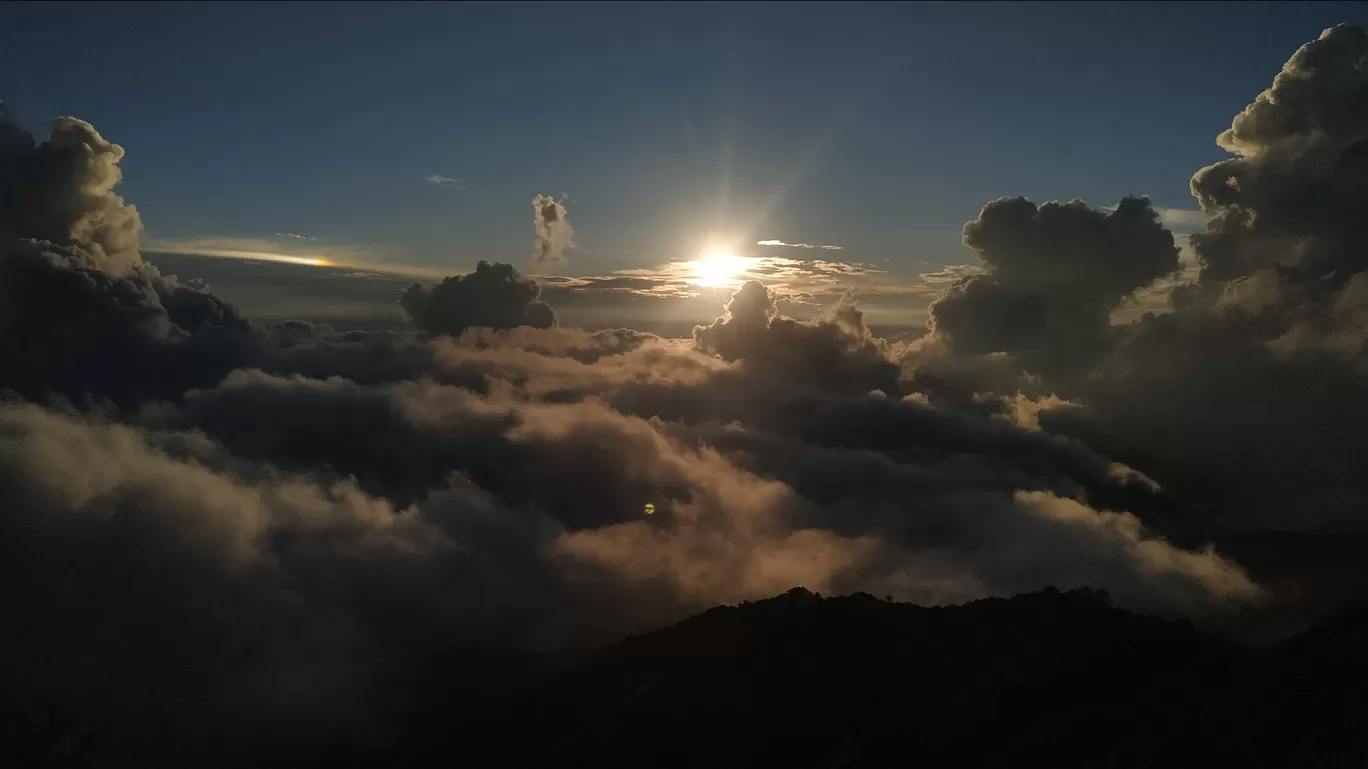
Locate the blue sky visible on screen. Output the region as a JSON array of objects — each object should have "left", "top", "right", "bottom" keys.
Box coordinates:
[{"left": 0, "top": 1, "right": 1360, "bottom": 288}]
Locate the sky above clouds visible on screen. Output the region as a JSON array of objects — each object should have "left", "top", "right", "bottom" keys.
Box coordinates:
[{"left": 0, "top": 1, "right": 1356, "bottom": 290}]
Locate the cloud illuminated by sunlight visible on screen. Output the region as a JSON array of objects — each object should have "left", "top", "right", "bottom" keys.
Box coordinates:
[
  {"left": 592, "top": 253, "right": 915, "bottom": 303},
  {"left": 757, "top": 239, "right": 844, "bottom": 250},
  {"left": 192, "top": 249, "right": 331, "bottom": 267},
  {"left": 144, "top": 237, "right": 335, "bottom": 266},
  {"left": 142, "top": 236, "right": 450, "bottom": 278}
]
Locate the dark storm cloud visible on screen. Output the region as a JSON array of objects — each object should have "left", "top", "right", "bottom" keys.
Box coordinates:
[
  {"left": 530, "top": 194, "right": 573, "bottom": 272},
  {"left": 1189, "top": 23, "right": 1368, "bottom": 292},
  {"left": 902, "top": 24, "right": 1368, "bottom": 531},
  {"left": 1072, "top": 24, "right": 1368, "bottom": 529},
  {"left": 0, "top": 108, "right": 261, "bottom": 406},
  {"left": 1177, "top": 22, "right": 1368, "bottom": 363},
  {"left": 0, "top": 238, "right": 257, "bottom": 405},
  {"left": 1062, "top": 309, "right": 1368, "bottom": 532},
  {"left": 925, "top": 196, "right": 1179, "bottom": 374},
  {"left": 399, "top": 260, "right": 556, "bottom": 337}
]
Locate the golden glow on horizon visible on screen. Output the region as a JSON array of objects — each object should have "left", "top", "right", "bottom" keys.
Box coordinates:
[
  {"left": 691, "top": 249, "right": 751, "bottom": 287},
  {"left": 142, "top": 241, "right": 456, "bottom": 280},
  {"left": 142, "top": 247, "right": 333, "bottom": 267}
]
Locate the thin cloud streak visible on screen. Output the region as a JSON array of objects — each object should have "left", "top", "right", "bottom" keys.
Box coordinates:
[
  {"left": 758, "top": 239, "right": 844, "bottom": 250},
  {"left": 425, "top": 174, "right": 469, "bottom": 190},
  {"left": 142, "top": 236, "right": 450, "bottom": 278},
  {"left": 919, "top": 264, "right": 985, "bottom": 284}
]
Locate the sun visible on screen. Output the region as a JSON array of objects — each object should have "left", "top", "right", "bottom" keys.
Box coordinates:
[{"left": 692, "top": 249, "right": 750, "bottom": 287}]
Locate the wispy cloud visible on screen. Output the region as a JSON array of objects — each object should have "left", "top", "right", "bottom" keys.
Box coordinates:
[
  {"left": 757, "top": 239, "right": 844, "bottom": 250},
  {"left": 919, "top": 264, "right": 985, "bottom": 284},
  {"left": 276, "top": 232, "right": 317, "bottom": 241},
  {"left": 425, "top": 174, "right": 469, "bottom": 190},
  {"left": 600, "top": 254, "right": 921, "bottom": 298},
  {"left": 142, "top": 235, "right": 448, "bottom": 278},
  {"left": 532, "top": 254, "right": 938, "bottom": 326},
  {"left": 145, "top": 237, "right": 333, "bottom": 267}
]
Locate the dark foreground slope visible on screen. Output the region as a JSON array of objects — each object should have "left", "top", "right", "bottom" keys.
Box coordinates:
[{"left": 396, "top": 588, "right": 1368, "bottom": 769}]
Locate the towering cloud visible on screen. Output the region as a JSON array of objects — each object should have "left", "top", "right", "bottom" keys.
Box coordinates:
[
  {"left": 1181, "top": 22, "right": 1368, "bottom": 358},
  {"left": 530, "top": 194, "right": 574, "bottom": 272},
  {"left": 1190, "top": 24, "right": 1368, "bottom": 292},
  {"left": 1072, "top": 24, "right": 1368, "bottom": 530},
  {"left": 903, "top": 24, "right": 1368, "bottom": 531},
  {"left": 0, "top": 108, "right": 253, "bottom": 406},
  {"left": 0, "top": 106, "right": 143, "bottom": 274}
]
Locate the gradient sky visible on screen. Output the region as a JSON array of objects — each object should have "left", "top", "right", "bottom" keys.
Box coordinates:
[{"left": 0, "top": 1, "right": 1360, "bottom": 281}]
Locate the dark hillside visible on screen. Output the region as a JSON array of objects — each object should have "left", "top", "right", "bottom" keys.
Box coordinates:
[{"left": 407, "top": 588, "right": 1272, "bottom": 769}]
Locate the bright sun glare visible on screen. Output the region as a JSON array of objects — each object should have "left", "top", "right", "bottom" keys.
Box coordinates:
[{"left": 692, "top": 249, "right": 749, "bottom": 287}]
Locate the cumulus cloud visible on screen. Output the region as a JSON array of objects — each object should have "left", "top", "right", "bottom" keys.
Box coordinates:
[
  {"left": 530, "top": 194, "right": 573, "bottom": 272},
  {"left": 903, "top": 24, "right": 1368, "bottom": 531},
  {"left": 1075, "top": 24, "right": 1368, "bottom": 529},
  {"left": 0, "top": 105, "right": 142, "bottom": 274},
  {"left": 693, "top": 281, "right": 901, "bottom": 396},
  {"left": 917, "top": 196, "right": 1179, "bottom": 382},
  {"left": 757, "top": 239, "right": 844, "bottom": 250},
  {"left": 1189, "top": 23, "right": 1368, "bottom": 298},
  {"left": 400, "top": 260, "right": 556, "bottom": 337}
]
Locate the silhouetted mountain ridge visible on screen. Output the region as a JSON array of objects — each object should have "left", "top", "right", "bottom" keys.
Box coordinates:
[{"left": 394, "top": 585, "right": 1368, "bottom": 768}]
